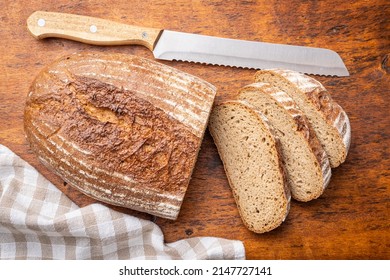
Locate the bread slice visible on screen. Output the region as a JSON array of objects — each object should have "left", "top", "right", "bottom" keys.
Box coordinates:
[
  {"left": 24, "top": 52, "right": 217, "bottom": 220},
  {"left": 255, "top": 69, "right": 351, "bottom": 168},
  {"left": 238, "top": 83, "right": 331, "bottom": 201},
  {"left": 208, "top": 100, "right": 291, "bottom": 233}
]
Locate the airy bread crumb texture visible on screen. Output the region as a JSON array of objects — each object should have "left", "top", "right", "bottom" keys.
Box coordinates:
[
  {"left": 209, "top": 101, "right": 290, "bottom": 233},
  {"left": 239, "top": 83, "right": 331, "bottom": 202}
]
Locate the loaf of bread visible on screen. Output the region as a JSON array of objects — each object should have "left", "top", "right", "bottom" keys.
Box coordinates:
[
  {"left": 255, "top": 69, "right": 351, "bottom": 168},
  {"left": 238, "top": 82, "right": 331, "bottom": 201},
  {"left": 24, "top": 52, "right": 217, "bottom": 220},
  {"left": 208, "top": 100, "right": 291, "bottom": 233}
]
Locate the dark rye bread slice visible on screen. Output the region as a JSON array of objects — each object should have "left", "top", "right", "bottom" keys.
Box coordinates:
[
  {"left": 255, "top": 69, "right": 351, "bottom": 168},
  {"left": 238, "top": 83, "right": 332, "bottom": 201},
  {"left": 24, "top": 52, "right": 217, "bottom": 220},
  {"left": 208, "top": 100, "right": 291, "bottom": 233}
]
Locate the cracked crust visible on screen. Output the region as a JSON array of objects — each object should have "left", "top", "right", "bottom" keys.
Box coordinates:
[{"left": 24, "top": 52, "right": 216, "bottom": 220}]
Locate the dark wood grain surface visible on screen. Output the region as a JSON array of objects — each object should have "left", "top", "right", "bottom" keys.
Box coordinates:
[{"left": 1, "top": 0, "right": 389, "bottom": 260}]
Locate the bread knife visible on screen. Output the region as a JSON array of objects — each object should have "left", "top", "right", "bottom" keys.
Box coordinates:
[{"left": 27, "top": 11, "right": 349, "bottom": 76}]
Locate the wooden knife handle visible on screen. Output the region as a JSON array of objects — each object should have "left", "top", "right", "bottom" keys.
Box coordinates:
[{"left": 27, "top": 11, "right": 163, "bottom": 51}]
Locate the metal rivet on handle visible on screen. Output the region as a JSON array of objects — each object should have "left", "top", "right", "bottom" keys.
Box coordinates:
[
  {"left": 90, "top": 25, "right": 98, "bottom": 33},
  {"left": 37, "top": 18, "right": 45, "bottom": 27},
  {"left": 142, "top": 31, "right": 148, "bottom": 39}
]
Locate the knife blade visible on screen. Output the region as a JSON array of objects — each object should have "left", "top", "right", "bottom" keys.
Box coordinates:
[{"left": 27, "top": 11, "right": 349, "bottom": 76}]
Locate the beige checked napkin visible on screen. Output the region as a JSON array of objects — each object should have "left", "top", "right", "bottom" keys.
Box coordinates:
[{"left": 0, "top": 144, "right": 245, "bottom": 260}]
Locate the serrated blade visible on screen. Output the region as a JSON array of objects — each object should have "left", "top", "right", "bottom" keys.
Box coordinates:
[{"left": 153, "top": 30, "right": 349, "bottom": 76}]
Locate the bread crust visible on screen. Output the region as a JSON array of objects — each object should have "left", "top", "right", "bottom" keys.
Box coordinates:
[
  {"left": 239, "top": 83, "right": 331, "bottom": 201},
  {"left": 255, "top": 69, "right": 351, "bottom": 167},
  {"left": 24, "top": 52, "right": 216, "bottom": 220}
]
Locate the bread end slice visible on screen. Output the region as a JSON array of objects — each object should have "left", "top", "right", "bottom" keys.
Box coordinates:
[{"left": 209, "top": 100, "right": 290, "bottom": 233}]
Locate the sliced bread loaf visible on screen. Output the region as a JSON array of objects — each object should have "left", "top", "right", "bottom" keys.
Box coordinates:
[
  {"left": 238, "top": 82, "right": 331, "bottom": 202},
  {"left": 208, "top": 100, "right": 291, "bottom": 233},
  {"left": 24, "top": 52, "right": 217, "bottom": 220},
  {"left": 255, "top": 69, "right": 351, "bottom": 168}
]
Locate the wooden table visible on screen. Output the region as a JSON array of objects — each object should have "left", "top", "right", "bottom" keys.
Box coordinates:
[{"left": 1, "top": 0, "right": 389, "bottom": 260}]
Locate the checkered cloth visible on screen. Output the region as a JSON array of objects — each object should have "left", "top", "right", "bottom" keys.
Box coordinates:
[{"left": 0, "top": 144, "right": 245, "bottom": 260}]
